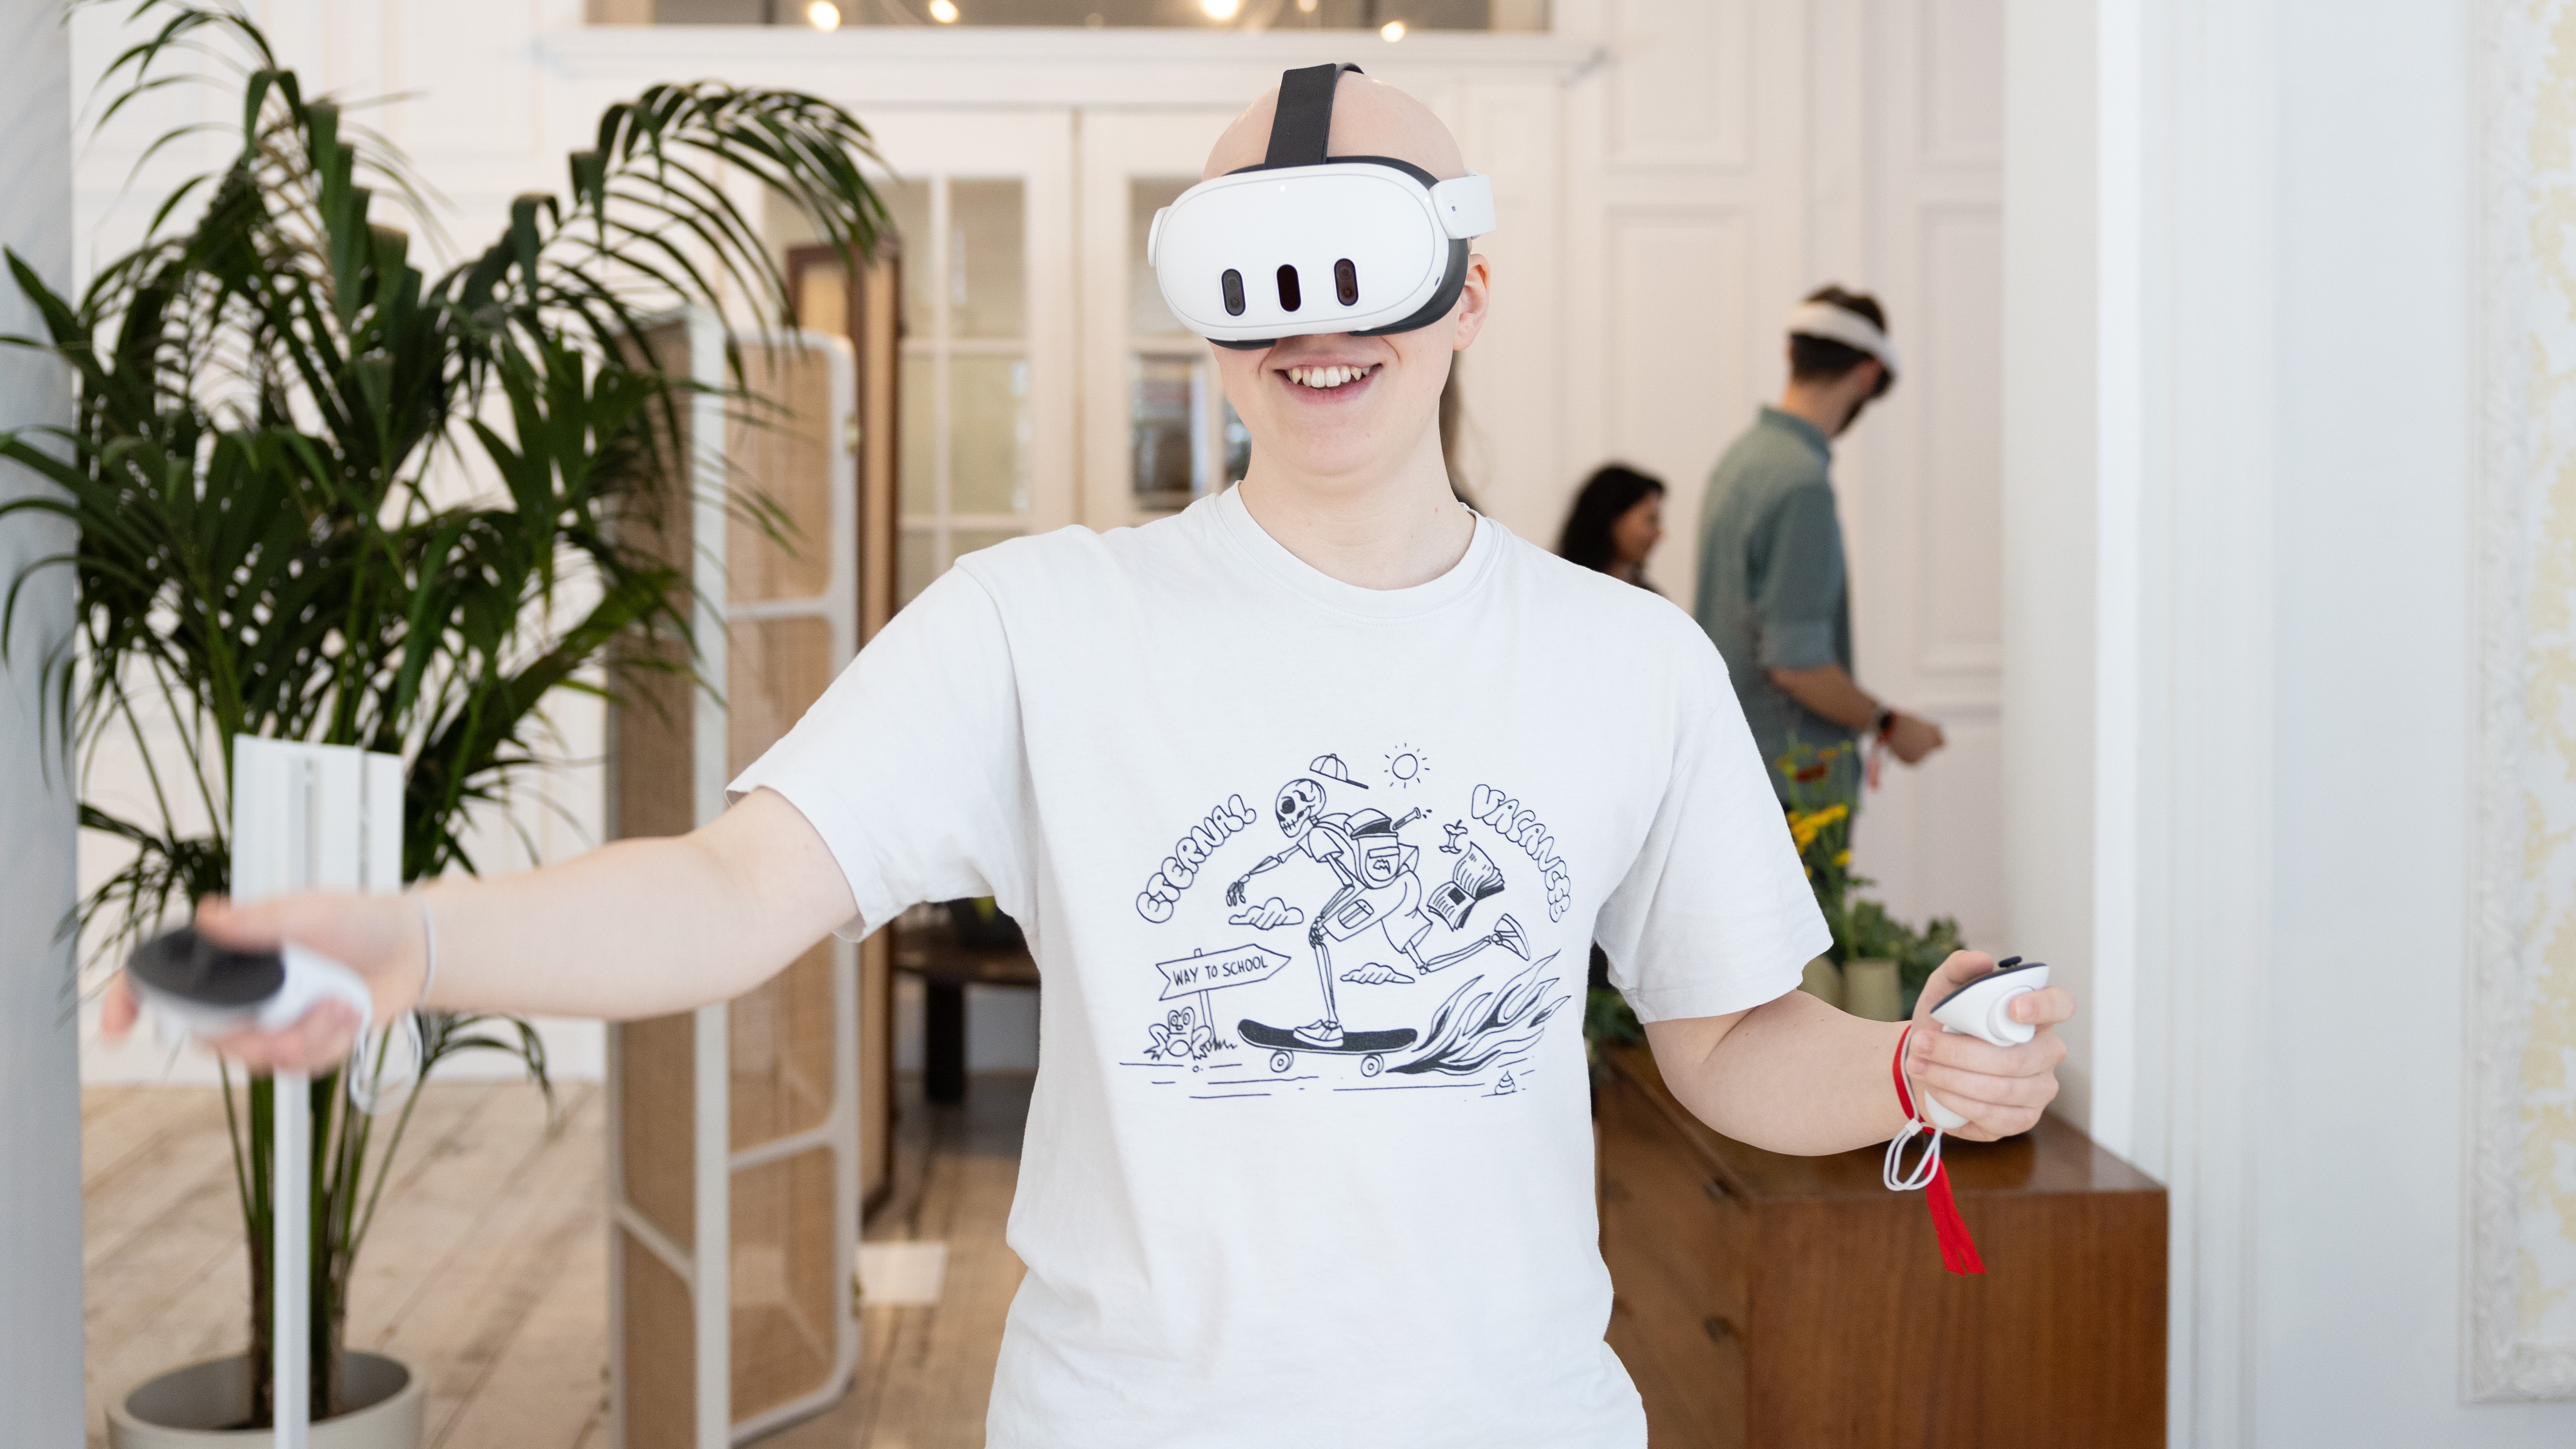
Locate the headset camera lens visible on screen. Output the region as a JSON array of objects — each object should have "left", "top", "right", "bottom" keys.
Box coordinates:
[
  {"left": 1334, "top": 259, "right": 1359, "bottom": 307},
  {"left": 1276, "top": 264, "right": 1302, "bottom": 312},
  {"left": 1221, "top": 269, "right": 1246, "bottom": 317}
]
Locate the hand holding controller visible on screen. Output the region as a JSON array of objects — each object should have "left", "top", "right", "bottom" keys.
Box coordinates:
[
  {"left": 1917, "top": 956, "right": 2050, "bottom": 1129},
  {"left": 128, "top": 926, "right": 373, "bottom": 1039},
  {"left": 126, "top": 924, "right": 413, "bottom": 1109}
]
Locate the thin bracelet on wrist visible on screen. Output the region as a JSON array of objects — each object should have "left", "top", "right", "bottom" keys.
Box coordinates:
[{"left": 413, "top": 894, "right": 439, "bottom": 1012}]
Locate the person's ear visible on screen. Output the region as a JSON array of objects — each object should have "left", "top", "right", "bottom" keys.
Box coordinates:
[{"left": 1449, "top": 252, "right": 1493, "bottom": 352}]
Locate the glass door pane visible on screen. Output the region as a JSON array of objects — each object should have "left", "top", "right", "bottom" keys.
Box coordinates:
[
  {"left": 950, "top": 355, "right": 1030, "bottom": 514},
  {"left": 1078, "top": 110, "right": 1257, "bottom": 533},
  {"left": 949, "top": 180, "right": 1027, "bottom": 338},
  {"left": 887, "top": 174, "right": 1035, "bottom": 605},
  {"left": 1128, "top": 355, "right": 1197, "bottom": 505},
  {"left": 1128, "top": 176, "right": 1190, "bottom": 338},
  {"left": 1127, "top": 354, "right": 1247, "bottom": 511}
]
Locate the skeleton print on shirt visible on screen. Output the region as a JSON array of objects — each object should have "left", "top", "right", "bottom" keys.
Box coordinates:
[{"left": 1127, "top": 747, "right": 1577, "bottom": 1099}]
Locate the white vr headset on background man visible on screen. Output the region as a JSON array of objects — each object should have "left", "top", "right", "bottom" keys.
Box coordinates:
[{"left": 1149, "top": 63, "right": 1496, "bottom": 348}]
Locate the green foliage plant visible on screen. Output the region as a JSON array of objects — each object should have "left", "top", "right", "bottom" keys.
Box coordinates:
[
  {"left": 1778, "top": 740, "right": 1861, "bottom": 959},
  {"left": 1777, "top": 743, "right": 1965, "bottom": 1014},
  {"left": 0, "top": 1, "right": 886, "bottom": 1424}
]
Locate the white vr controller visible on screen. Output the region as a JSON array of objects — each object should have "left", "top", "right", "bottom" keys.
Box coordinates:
[
  {"left": 128, "top": 926, "right": 373, "bottom": 1040},
  {"left": 1918, "top": 956, "right": 2049, "bottom": 1130}
]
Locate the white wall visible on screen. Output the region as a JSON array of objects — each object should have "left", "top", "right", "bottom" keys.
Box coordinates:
[
  {"left": 0, "top": 2, "right": 85, "bottom": 1440},
  {"left": 2007, "top": 0, "right": 2576, "bottom": 1441},
  {"left": 2258, "top": 0, "right": 2485, "bottom": 1436},
  {"left": 1998, "top": 0, "right": 2104, "bottom": 1135}
]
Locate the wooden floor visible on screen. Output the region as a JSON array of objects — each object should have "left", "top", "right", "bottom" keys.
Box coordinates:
[{"left": 81, "top": 1072, "right": 1033, "bottom": 1448}]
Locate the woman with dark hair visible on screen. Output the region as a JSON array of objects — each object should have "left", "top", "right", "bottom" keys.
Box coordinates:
[{"left": 1557, "top": 463, "right": 1667, "bottom": 591}]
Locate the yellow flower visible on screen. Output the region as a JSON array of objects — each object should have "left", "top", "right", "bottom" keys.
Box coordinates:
[
  {"left": 1833, "top": 849, "right": 1852, "bottom": 867},
  {"left": 1787, "top": 802, "right": 1849, "bottom": 852}
]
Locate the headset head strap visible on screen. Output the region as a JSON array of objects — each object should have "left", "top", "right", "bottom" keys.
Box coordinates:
[{"left": 1265, "top": 63, "right": 1363, "bottom": 170}]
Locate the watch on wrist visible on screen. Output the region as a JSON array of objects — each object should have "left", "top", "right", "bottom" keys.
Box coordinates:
[{"left": 1872, "top": 707, "right": 1896, "bottom": 738}]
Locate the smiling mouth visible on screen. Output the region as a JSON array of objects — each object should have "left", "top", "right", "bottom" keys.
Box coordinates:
[{"left": 1281, "top": 363, "right": 1382, "bottom": 391}]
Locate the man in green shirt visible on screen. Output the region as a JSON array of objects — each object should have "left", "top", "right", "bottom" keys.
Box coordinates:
[{"left": 1694, "top": 286, "right": 1945, "bottom": 804}]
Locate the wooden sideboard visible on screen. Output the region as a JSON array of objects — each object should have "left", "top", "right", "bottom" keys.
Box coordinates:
[
  {"left": 1594, "top": 1043, "right": 2166, "bottom": 1448},
  {"left": 892, "top": 912, "right": 1040, "bottom": 1105}
]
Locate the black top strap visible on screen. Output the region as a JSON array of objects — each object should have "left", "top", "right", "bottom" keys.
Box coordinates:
[{"left": 1265, "top": 63, "right": 1362, "bottom": 169}]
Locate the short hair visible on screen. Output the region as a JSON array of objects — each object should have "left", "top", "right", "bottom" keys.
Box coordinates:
[
  {"left": 1557, "top": 464, "right": 1667, "bottom": 575},
  {"left": 1788, "top": 285, "right": 1893, "bottom": 399}
]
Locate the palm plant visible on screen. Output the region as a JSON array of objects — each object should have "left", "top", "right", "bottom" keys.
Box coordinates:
[{"left": 0, "top": 0, "right": 885, "bottom": 1423}]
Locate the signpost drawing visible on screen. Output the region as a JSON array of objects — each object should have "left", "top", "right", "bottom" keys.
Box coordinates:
[{"left": 1154, "top": 943, "right": 1291, "bottom": 1042}]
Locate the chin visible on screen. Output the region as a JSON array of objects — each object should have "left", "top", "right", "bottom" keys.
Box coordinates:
[
  {"left": 1263, "top": 397, "right": 1430, "bottom": 473},
  {"left": 1251, "top": 431, "right": 1386, "bottom": 482}
]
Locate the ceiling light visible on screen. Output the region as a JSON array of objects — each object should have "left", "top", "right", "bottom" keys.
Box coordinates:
[
  {"left": 1380, "top": 19, "right": 1406, "bottom": 40},
  {"left": 928, "top": 0, "right": 959, "bottom": 19},
  {"left": 806, "top": 0, "right": 840, "bottom": 27},
  {"left": 1297, "top": 0, "right": 1317, "bottom": 9},
  {"left": 1200, "top": 0, "right": 1241, "bottom": 17}
]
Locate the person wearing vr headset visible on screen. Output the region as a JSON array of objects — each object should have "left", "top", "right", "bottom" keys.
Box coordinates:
[
  {"left": 1696, "top": 289, "right": 1948, "bottom": 806},
  {"left": 107, "top": 65, "right": 2072, "bottom": 1447}
]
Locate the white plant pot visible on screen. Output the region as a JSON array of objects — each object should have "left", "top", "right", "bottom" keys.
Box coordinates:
[
  {"left": 1798, "top": 954, "right": 1845, "bottom": 1010},
  {"left": 107, "top": 1352, "right": 422, "bottom": 1449},
  {"left": 1843, "top": 957, "right": 1905, "bottom": 1022}
]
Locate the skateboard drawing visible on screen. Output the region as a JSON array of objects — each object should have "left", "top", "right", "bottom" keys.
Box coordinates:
[{"left": 1238, "top": 1020, "right": 1419, "bottom": 1076}]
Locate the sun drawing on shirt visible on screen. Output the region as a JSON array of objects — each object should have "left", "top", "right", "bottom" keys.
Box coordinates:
[{"left": 1383, "top": 744, "right": 1429, "bottom": 789}]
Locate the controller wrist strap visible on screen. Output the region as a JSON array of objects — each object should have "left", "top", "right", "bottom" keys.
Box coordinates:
[{"left": 1884, "top": 1025, "right": 1986, "bottom": 1275}]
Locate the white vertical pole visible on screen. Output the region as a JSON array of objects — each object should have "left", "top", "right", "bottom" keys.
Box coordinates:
[
  {"left": 234, "top": 738, "right": 402, "bottom": 1446},
  {"left": 233, "top": 738, "right": 314, "bottom": 1448},
  {"left": 273, "top": 1069, "right": 310, "bottom": 1449}
]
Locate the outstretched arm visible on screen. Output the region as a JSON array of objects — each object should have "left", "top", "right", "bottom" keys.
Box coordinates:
[
  {"left": 99, "top": 787, "right": 858, "bottom": 1074},
  {"left": 1225, "top": 851, "right": 1292, "bottom": 905},
  {"left": 1639, "top": 952, "right": 2072, "bottom": 1155}
]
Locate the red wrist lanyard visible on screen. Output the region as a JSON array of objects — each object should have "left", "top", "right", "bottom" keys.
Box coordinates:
[{"left": 1886, "top": 1026, "right": 1986, "bottom": 1275}]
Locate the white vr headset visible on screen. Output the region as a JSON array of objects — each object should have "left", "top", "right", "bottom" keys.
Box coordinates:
[{"left": 1148, "top": 63, "right": 1496, "bottom": 349}]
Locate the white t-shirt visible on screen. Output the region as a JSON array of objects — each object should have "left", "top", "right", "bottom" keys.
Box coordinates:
[{"left": 730, "top": 487, "right": 1825, "bottom": 1448}]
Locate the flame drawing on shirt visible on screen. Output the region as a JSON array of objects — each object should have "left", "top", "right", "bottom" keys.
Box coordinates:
[{"left": 1388, "top": 953, "right": 1570, "bottom": 1076}]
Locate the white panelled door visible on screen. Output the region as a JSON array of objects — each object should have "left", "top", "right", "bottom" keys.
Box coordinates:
[{"left": 1835, "top": 0, "right": 2008, "bottom": 951}]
